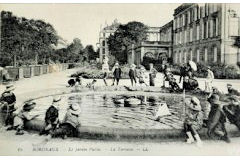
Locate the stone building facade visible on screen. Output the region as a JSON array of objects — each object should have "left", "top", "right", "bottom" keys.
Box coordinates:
[
  {"left": 172, "top": 3, "right": 240, "bottom": 65},
  {"left": 127, "top": 22, "right": 173, "bottom": 66}
]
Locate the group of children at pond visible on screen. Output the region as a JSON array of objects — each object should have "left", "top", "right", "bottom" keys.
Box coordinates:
[
  {"left": 0, "top": 86, "right": 81, "bottom": 138},
  {"left": 1, "top": 61, "right": 240, "bottom": 146}
]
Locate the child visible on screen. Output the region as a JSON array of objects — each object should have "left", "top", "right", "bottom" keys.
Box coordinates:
[
  {"left": 51, "top": 103, "right": 81, "bottom": 139},
  {"left": 138, "top": 66, "right": 148, "bottom": 87},
  {"left": 103, "top": 72, "right": 108, "bottom": 86},
  {"left": 207, "top": 94, "right": 230, "bottom": 143},
  {"left": 7, "top": 101, "right": 39, "bottom": 135},
  {"left": 40, "top": 96, "right": 61, "bottom": 135},
  {"left": 0, "top": 84, "right": 16, "bottom": 126},
  {"left": 129, "top": 64, "right": 137, "bottom": 86},
  {"left": 184, "top": 96, "right": 203, "bottom": 147}
]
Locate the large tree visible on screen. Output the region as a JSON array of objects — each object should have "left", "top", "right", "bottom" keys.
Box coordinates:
[
  {"left": 0, "top": 11, "right": 59, "bottom": 66},
  {"left": 107, "top": 21, "right": 148, "bottom": 64},
  {"left": 84, "top": 45, "right": 98, "bottom": 61}
]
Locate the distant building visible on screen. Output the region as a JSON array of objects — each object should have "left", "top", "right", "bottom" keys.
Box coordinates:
[
  {"left": 98, "top": 19, "right": 120, "bottom": 63},
  {"left": 128, "top": 22, "right": 173, "bottom": 66},
  {"left": 172, "top": 3, "right": 240, "bottom": 65},
  {"left": 99, "top": 3, "right": 240, "bottom": 66}
]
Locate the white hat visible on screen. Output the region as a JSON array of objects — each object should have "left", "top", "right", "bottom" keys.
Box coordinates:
[{"left": 69, "top": 103, "right": 81, "bottom": 115}]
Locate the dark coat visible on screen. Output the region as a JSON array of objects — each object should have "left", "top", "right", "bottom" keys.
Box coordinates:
[
  {"left": 45, "top": 105, "right": 59, "bottom": 124},
  {"left": 113, "top": 68, "right": 122, "bottom": 79},
  {"left": 207, "top": 102, "right": 227, "bottom": 137},
  {"left": 129, "top": 69, "right": 136, "bottom": 78},
  {"left": 0, "top": 92, "right": 16, "bottom": 106},
  {"left": 223, "top": 104, "right": 240, "bottom": 130},
  {"left": 228, "top": 88, "right": 240, "bottom": 96}
]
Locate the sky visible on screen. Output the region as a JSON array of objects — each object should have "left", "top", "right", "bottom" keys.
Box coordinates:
[
  {"left": 1, "top": 3, "right": 240, "bottom": 49},
  {"left": 0, "top": 3, "right": 180, "bottom": 48}
]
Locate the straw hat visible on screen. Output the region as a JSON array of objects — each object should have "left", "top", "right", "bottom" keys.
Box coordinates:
[
  {"left": 23, "top": 101, "right": 36, "bottom": 111},
  {"left": 189, "top": 96, "right": 201, "bottom": 111},
  {"left": 69, "top": 103, "right": 81, "bottom": 115},
  {"left": 5, "top": 84, "right": 15, "bottom": 92},
  {"left": 115, "top": 62, "right": 119, "bottom": 66}
]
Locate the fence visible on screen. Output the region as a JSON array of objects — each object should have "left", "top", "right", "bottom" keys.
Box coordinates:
[{"left": 0, "top": 63, "right": 70, "bottom": 83}]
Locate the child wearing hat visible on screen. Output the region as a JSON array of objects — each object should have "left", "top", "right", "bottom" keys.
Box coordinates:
[
  {"left": 129, "top": 64, "right": 137, "bottom": 86},
  {"left": 184, "top": 96, "right": 203, "bottom": 147},
  {"left": 0, "top": 84, "right": 16, "bottom": 126},
  {"left": 7, "top": 101, "right": 39, "bottom": 135},
  {"left": 40, "top": 96, "right": 61, "bottom": 135},
  {"left": 51, "top": 103, "right": 81, "bottom": 139},
  {"left": 223, "top": 95, "right": 240, "bottom": 130},
  {"left": 112, "top": 62, "right": 122, "bottom": 86},
  {"left": 227, "top": 84, "right": 240, "bottom": 96},
  {"left": 207, "top": 94, "right": 230, "bottom": 143}
]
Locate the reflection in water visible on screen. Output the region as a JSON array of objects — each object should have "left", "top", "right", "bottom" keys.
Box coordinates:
[{"left": 31, "top": 93, "right": 184, "bottom": 129}]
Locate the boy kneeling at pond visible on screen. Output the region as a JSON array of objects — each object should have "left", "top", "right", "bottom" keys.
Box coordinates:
[
  {"left": 51, "top": 103, "right": 81, "bottom": 139},
  {"left": 184, "top": 96, "right": 203, "bottom": 147},
  {"left": 7, "top": 101, "right": 39, "bottom": 135}
]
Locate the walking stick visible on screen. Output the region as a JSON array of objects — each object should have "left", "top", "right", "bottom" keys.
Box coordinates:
[{"left": 182, "top": 89, "right": 186, "bottom": 121}]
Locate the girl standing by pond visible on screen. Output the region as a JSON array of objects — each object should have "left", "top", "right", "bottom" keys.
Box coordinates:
[{"left": 184, "top": 96, "right": 203, "bottom": 147}]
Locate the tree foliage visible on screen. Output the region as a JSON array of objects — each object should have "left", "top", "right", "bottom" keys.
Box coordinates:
[
  {"left": 84, "top": 45, "right": 98, "bottom": 61},
  {"left": 107, "top": 21, "right": 148, "bottom": 64},
  {"left": 0, "top": 11, "right": 59, "bottom": 66}
]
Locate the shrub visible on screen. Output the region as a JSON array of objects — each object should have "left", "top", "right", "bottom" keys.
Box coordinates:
[{"left": 224, "top": 64, "right": 240, "bottom": 79}]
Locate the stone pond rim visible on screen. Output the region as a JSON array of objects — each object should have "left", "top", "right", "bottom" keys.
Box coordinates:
[{"left": 1, "top": 86, "right": 240, "bottom": 140}]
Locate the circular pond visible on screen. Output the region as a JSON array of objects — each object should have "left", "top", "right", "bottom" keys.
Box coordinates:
[{"left": 30, "top": 92, "right": 185, "bottom": 130}]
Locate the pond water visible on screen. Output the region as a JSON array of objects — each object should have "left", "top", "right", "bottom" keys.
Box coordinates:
[{"left": 30, "top": 92, "right": 185, "bottom": 129}]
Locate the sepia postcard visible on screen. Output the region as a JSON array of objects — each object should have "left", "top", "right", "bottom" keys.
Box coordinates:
[{"left": 1, "top": 2, "right": 240, "bottom": 156}]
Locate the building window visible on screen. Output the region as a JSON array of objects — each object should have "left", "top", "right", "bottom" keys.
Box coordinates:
[
  {"left": 187, "top": 49, "right": 193, "bottom": 61},
  {"left": 202, "top": 22, "right": 204, "bottom": 39},
  {"left": 204, "top": 48, "right": 208, "bottom": 62},
  {"left": 190, "top": 28, "right": 193, "bottom": 42},
  {"left": 204, "top": 21, "right": 208, "bottom": 39},
  {"left": 179, "top": 51, "right": 182, "bottom": 63},
  {"left": 205, "top": 4, "right": 208, "bottom": 16},
  {"left": 183, "top": 51, "right": 187, "bottom": 63},
  {"left": 174, "top": 52, "right": 178, "bottom": 63},
  {"left": 202, "top": 6, "right": 205, "bottom": 17},
  {"left": 182, "top": 14, "right": 185, "bottom": 26},
  {"left": 196, "top": 49, "right": 200, "bottom": 62},
  {"left": 214, "top": 46, "right": 217, "bottom": 62},
  {"left": 215, "top": 18, "right": 218, "bottom": 36},
  {"left": 200, "top": 49, "right": 204, "bottom": 61},
  {"left": 196, "top": 25, "right": 200, "bottom": 40},
  {"left": 194, "top": 7, "right": 197, "bottom": 21},
  {"left": 210, "top": 19, "right": 213, "bottom": 37},
  {"left": 188, "top": 11, "right": 191, "bottom": 24}
]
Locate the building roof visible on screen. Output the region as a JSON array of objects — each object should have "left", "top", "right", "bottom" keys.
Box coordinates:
[{"left": 173, "top": 3, "right": 194, "bottom": 16}]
